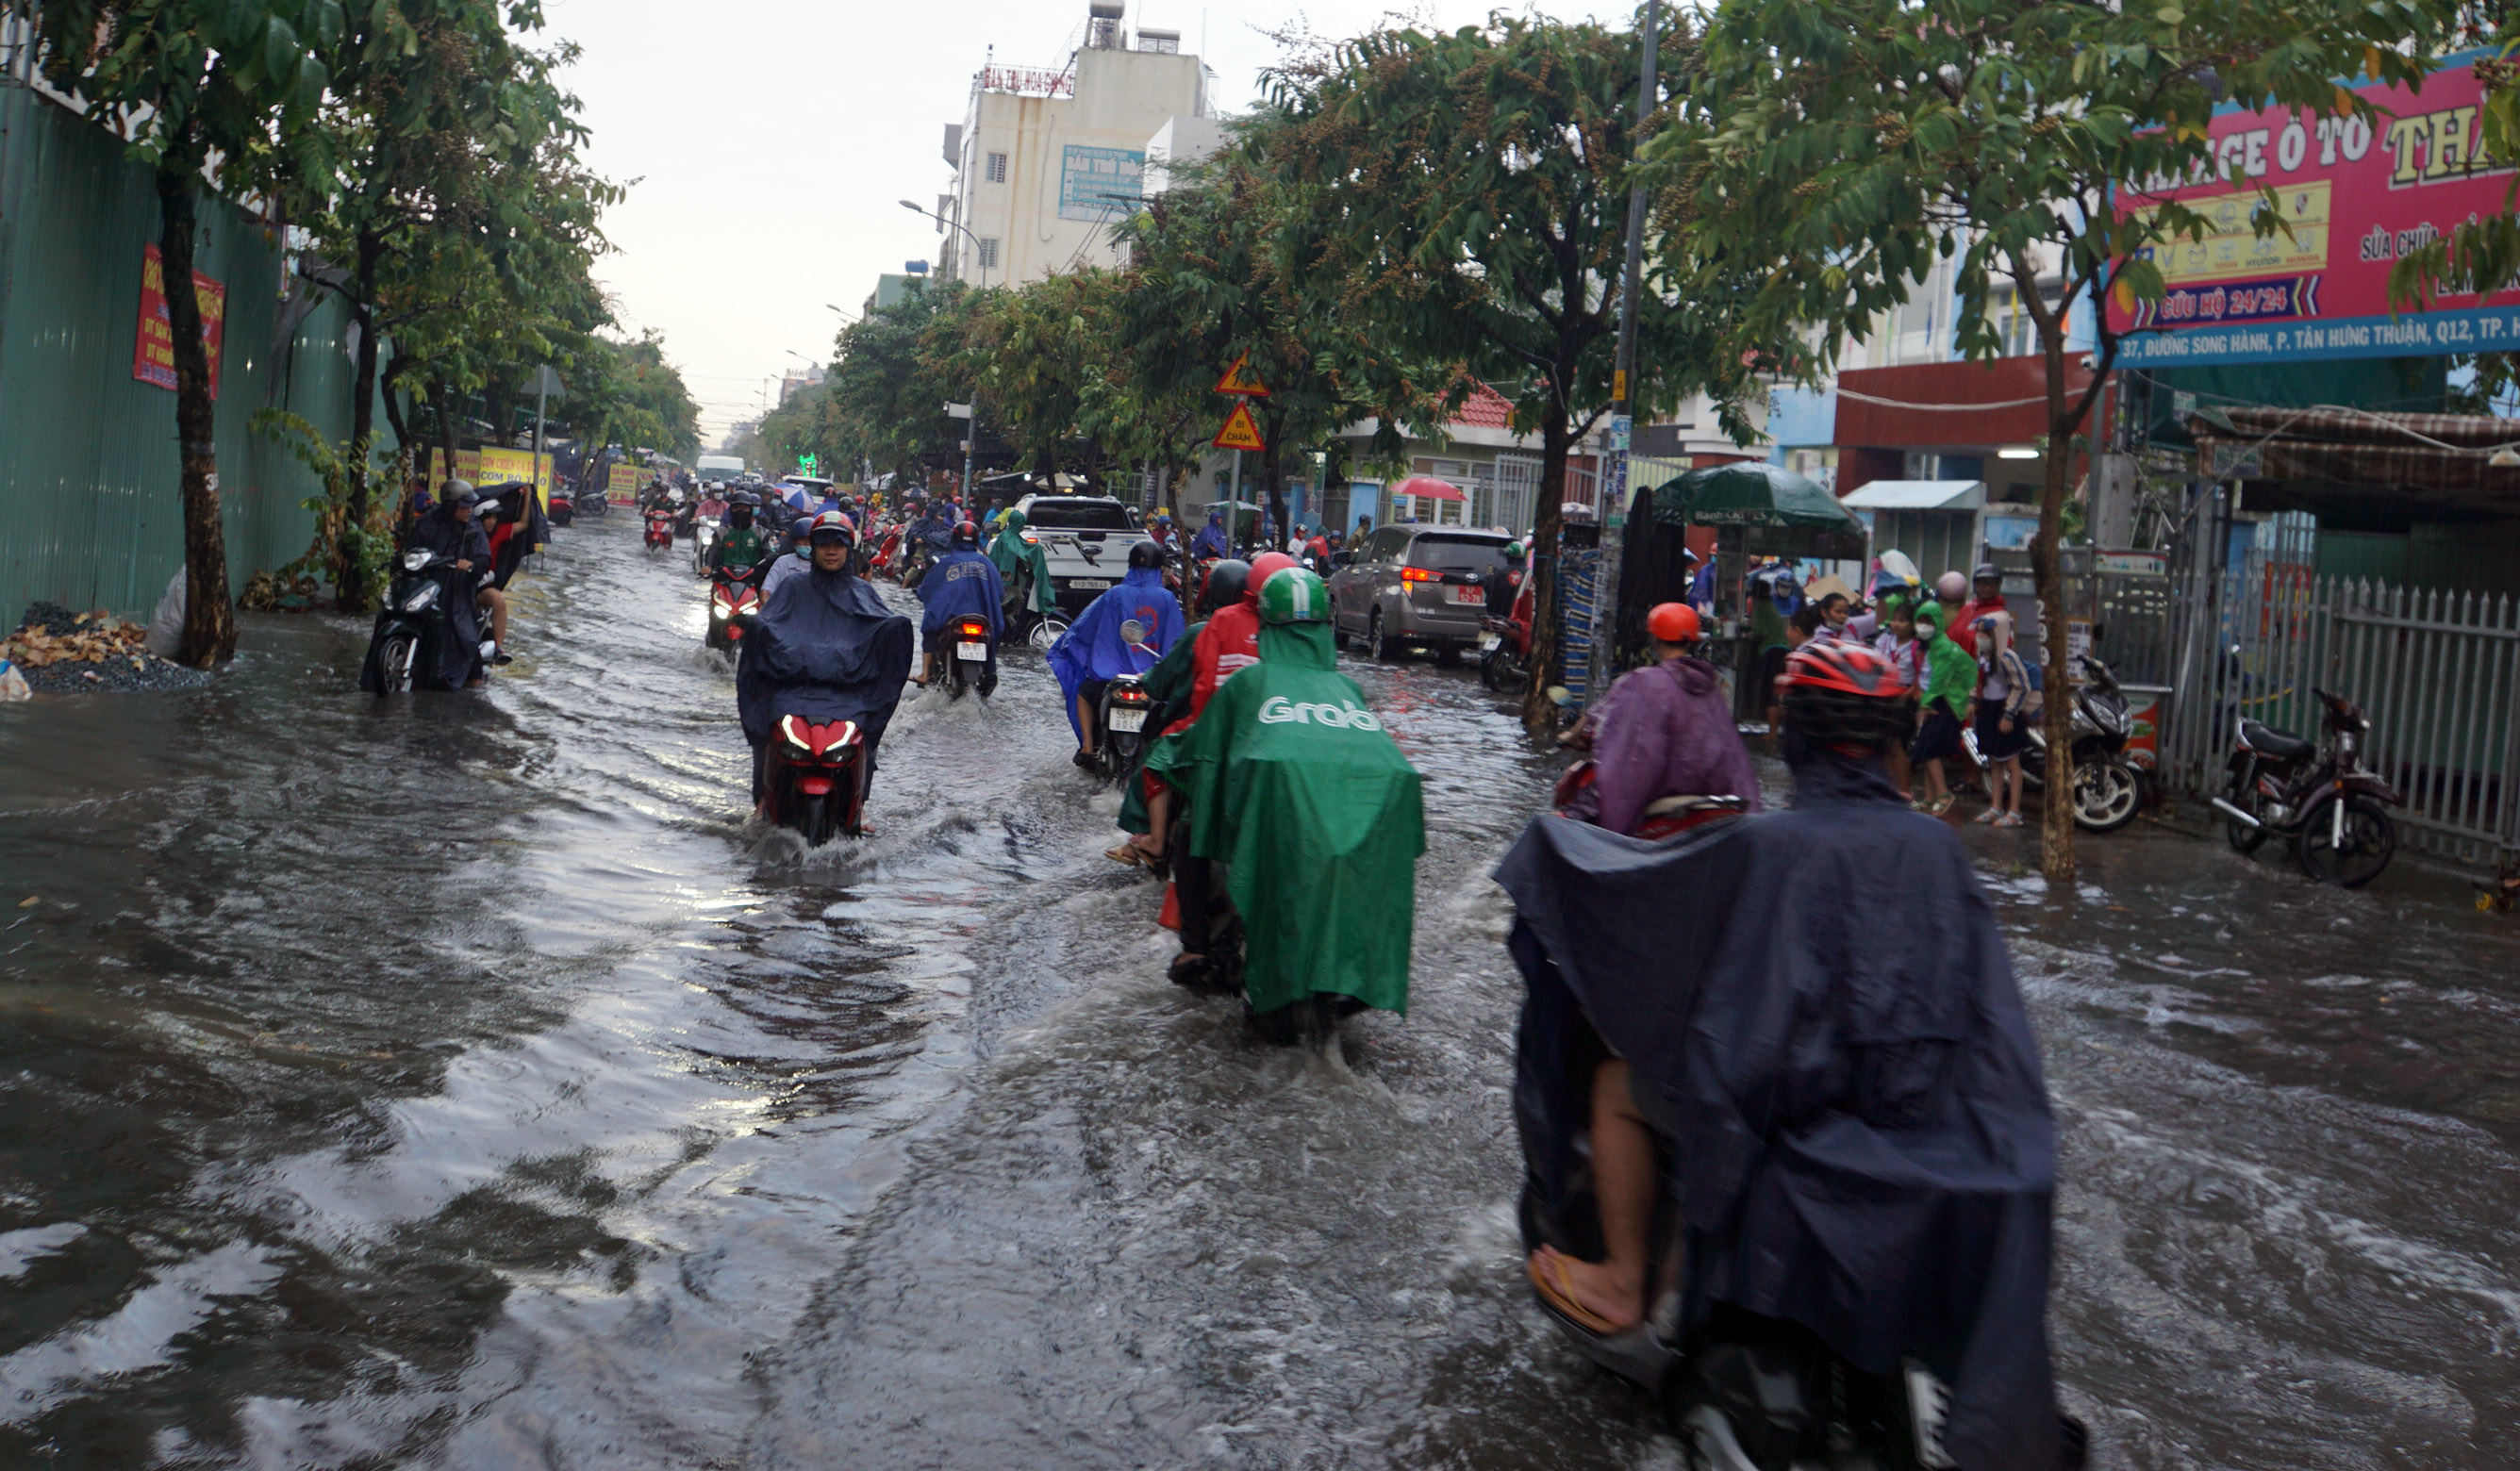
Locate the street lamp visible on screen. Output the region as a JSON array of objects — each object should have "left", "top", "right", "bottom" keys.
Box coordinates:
[
  {"left": 825, "top": 304, "right": 858, "bottom": 322},
  {"left": 901, "top": 199, "right": 987, "bottom": 289}
]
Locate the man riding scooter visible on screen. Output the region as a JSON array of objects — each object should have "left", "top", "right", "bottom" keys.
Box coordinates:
[
  {"left": 1106, "top": 553, "right": 1283, "bottom": 872},
  {"left": 406, "top": 479, "right": 509, "bottom": 668},
  {"left": 913, "top": 521, "right": 1005, "bottom": 694},
  {"left": 1497, "top": 639, "right": 2080, "bottom": 1470},
  {"left": 1557, "top": 602, "right": 1760, "bottom": 835},
  {"left": 1047, "top": 541, "right": 1185, "bottom": 770},
  {"left": 735, "top": 511, "right": 912, "bottom": 830}
]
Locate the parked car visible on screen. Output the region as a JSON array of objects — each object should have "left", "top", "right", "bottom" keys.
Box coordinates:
[
  {"left": 1327, "top": 525, "right": 1513, "bottom": 664},
  {"left": 1012, "top": 493, "right": 1154, "bottom": 614}
]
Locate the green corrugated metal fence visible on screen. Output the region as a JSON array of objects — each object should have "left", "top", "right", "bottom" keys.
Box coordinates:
[{"left": 0, "top": 74, "right": 361, "bottom": 624}]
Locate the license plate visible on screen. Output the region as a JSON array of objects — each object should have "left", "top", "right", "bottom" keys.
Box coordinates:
[
  {"left": 1108, "top": 707, "right": 1147, "bottom": 733},
  {"left": 1070, "top": 578, "right": 1111, "bottom": 590},
  {"left": 1448, "top": 585, "right": 1485, "bottom": 604},
  {"left": 957, "top": 640, "right": 987, "bottom": 660},
  {"left": 1481, "top": 634, "right": 1500, "bottom": 652}
]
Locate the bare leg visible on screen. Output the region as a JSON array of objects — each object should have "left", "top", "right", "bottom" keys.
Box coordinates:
[
  {"left": 1921, "top": 756, "right": 1948, "bottom": 803},
  {"left": 1075, "top": 693, "right": 1098, "bottom": 754},
  {"left": 1533, "top": 1059, "right": 1656, "bottom": 1329},
  {"left": 477, "top": 587, "right": 509, "bottom": 647},
  {"left": 1139, "top": 783, "right": 1171, "bottom": 857},
  {"left": 2006, "top": 755, "right": 2027, "bottom": 815}
]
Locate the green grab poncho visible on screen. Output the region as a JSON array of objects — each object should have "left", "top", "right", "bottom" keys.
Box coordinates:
[
  {"left": 1119, "top": 618, "right": 1205, "bottom": 835},
  {"left": 1143, "top": 619, "right": 1426, "bottom": 1015},
  {"left": 986, "top": 509, "right": 1057, "bottom": 615}
]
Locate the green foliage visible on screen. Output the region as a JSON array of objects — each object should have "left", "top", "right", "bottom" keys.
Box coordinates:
[{"left": 253, "top": 408, "right": 396, "bottom": 610}]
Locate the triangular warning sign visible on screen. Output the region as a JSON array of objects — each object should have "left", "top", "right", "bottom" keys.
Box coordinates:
[
  {"left": 1213, "top": 401, "right": 1268, "bottom": 452},
  {"left": 1213, "top": 354, "right": 1271, "bottom": 397}
]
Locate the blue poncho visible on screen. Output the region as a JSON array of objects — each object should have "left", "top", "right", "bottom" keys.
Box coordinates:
[
  {"left": 1191, "top": 510, "right": 1231, "bottom": 560},
  {"left": 736, "top": 566, "right": 913, "bottom": 780},
  {"left": 917, "top": 549, "right": 1004, "bottom": 636},
  {"left": 1046, "top": 566, "right": 1185, "bottom": 739}
]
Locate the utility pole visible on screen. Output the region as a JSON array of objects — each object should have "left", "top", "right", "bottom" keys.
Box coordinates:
[
  {"left": 1603, "top": 1, "right": 1660, "bottom": 680},
  {"left": 529, "top": 365, "right": 564, "bottom": 505}
]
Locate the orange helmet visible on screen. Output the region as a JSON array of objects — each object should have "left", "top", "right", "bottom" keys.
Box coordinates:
[{"left": 1646, "top": 602, "right": 1701, "bottom": 644}]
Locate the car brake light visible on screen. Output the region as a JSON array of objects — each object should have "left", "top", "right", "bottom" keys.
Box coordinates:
[
  {"left": 1401, "top": 567, "right": 1436, "bottom": 583},
  {"left": 1020, "top": 530, "right": 1038, "bottom": 544}
]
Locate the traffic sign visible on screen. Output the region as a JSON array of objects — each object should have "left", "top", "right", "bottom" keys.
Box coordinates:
[
  {"left": 1214, "top": 401, "right": 1268, "bottom": 452},
  {"left": 1213, "top": 354, "right": 1271, "bottom": 397}
]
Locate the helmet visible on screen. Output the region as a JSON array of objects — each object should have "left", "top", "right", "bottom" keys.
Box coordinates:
[
  {"left": 1154, "top": 513, "right": 1172, "bottom": 526},
  {"left": 1503, "top": 540, "right": 1525, "bottom": 559},
  {"left": 440, "top": 478, "right": 478, "bottom": 507},
  {"left": 1200, "top": 558, "right": 1251, "bottom": 614},
  {"left": 1777, "top": 642, "right": 1910, "bottom": 755},
  {"left": 790, "top": 517, "right": 812, "bottom": 542},
  {"left": 1257, "top": 567, "right": 1331, "bottom": 625},
  {"left": 807, "top": 510, "right": 856, "bottom": 546},
  {"left": 1972, "top": 562, "right": 2002, "bottom": 584},
  {"left": 1934, "top": 570, "right": 1968, "bottom": 601},
  {"left": 1128, "top": 540, "right": 1165, "bottom": 570},
  {"left": 1244, "top": 552, "right": 1298, "bottom": 602},
  {"left": 951, "top": 521, "right": 979, "bottom": 548},
  {"left": 1646, "top": 602, "right": 1701, "bottom": 644}
]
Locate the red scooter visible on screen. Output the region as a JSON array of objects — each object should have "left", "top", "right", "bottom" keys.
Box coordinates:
[
  {"left": 643, "top": 507, "right": 675, "bottom": 554},
  {"left": 764, "top": 714, "right": 868, "bottom": 845},
  {"left": 706, "top": 565, "right": 765, "bottom": 652}
]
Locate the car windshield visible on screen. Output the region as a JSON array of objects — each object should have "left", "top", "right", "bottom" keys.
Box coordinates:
[
  {"left": 1024, "top": 500, "right": 1136, "bottom": 531},
  {"left": 1407, "top": 533, "right": 1509, "bottom": 574}
]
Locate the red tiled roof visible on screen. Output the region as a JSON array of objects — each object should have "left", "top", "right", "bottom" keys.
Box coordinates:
[{"left": 1451, "top": 383, "right": 1517, "bottom": 431}]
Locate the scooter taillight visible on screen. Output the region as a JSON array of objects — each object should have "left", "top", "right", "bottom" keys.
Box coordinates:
[{"left": 958, "top": 620, "right": 987, "bottom": 638}]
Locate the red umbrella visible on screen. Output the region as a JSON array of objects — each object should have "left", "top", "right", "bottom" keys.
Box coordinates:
[{"left": 1390, "top": 474, "right": 1466, "bottom": 503}]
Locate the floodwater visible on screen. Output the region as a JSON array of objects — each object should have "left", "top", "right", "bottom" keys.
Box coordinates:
[{"left": 2, "top": 524, "right": 2515, "bottom": 1470}]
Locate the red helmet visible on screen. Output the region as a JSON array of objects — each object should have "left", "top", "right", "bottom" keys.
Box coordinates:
[
  {"left": 1245, "top": 552, "right": 1299, "bottom": 603},
  {"left": 1779, "top": 641, "right": 1900, "bottom": 698},
  {"left": 1646, "top": 602, "right": 1700, "bottom": 644},
  {"left": 807, "top": 510, "right": 856, "bottom": 545}
]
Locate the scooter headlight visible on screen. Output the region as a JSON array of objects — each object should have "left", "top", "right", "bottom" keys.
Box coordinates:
[
  {"left": 400, "top": 582, "right": 441, "bottom": 614},
  {"left": 401, "top": 550, "right": 432, "bottom": 572},
  {"left": 712, "top": 602, "right": 731, "bottom": 620}
]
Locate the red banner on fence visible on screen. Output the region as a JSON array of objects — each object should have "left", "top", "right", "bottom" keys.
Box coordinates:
[{"left": 133, "top": 244, "right": 227, "bottom": 398}]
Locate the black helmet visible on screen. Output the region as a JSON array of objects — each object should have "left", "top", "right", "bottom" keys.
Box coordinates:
[
  {"left": 951, "top": 520, "right": 979, "bottom": 549},
  {"left": 1201, "top": 558, "right": 1251, "bottom": 614},
  {"left": 1128, "top": 540, "right": 1165, "bottom": 571}
]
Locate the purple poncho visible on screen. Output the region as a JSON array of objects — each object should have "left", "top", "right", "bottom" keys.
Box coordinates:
[{"left": 1573, "top": 656, "right": 1762, "bottom": 835}]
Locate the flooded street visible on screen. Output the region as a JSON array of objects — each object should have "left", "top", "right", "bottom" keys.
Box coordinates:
[{"left": 6, "top": 523, "right": 2519, "bottom": 1470}]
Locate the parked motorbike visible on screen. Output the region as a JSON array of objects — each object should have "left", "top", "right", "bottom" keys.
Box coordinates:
[
  {"left": 1478, "top": 613, "right": 1530, "bottom": 694},
  {"left": 643, "top": 507, "right": 676, "bottom": 554},
  {"left": 763, "top": 711, "right": 867, "bottom": 846},
  {"left": 1092, "top": 673, "right": 1160, "bottom": 783},
  {"left": 705, "top": 565, "right": 767, "bottom": 653},
  {"left": 1962, "top": 653, "right": 2143, "bottom": 833},
  {"left": 360, "top": 549, "right": 493, "bottom": 693},
  {"left": 547, "top": 491, "right": 574, "bottom": 528},
  {"left": 2212, "top": 686, "right": 2402, "bottom": 886},
  {"left": 942, "top": 616, "right": 997, "bottom": 700}
]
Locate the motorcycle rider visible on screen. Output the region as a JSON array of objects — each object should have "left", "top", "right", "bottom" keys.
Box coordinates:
[
  {"left": 1561, "top": 603, "right": 1760, "bottom": 835},
  {"left": 913, "top": 521, "right": 1005, "bottom": 692},
  {"left": 1141, "top": 567, "right": 1424, "bottom": 1020},
  {"left": 705, "top": 493, "right": 768, "bottom": 580},
  {"left": 735, "top": 511, "right": 911, "bottom": 823},
  {"left": 1484, "top": 541, "right": 1527, "bottom": 617},
  {"left": 1501, "top": 639, "right": 2076, "bottom": 1469},
  {"left": 1190, "top": 506, "right": 1232, "bottom": 561},
  {"left": 1047, "top": 540, "right": 1185, "bottom": 769},
  {"left": 988, "top": 506, "right": 1057, "bottom": 624},
  {"left": 406, "top": 479, "right": 509, "bottom": 669},
  {"left": 1107, "top": 554, "right": 1276, "bottom": 869}
]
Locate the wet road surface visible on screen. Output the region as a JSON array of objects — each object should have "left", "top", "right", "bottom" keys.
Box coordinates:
[{"left": 3, "top": 522, "right": 2517, "bottom": 1469}]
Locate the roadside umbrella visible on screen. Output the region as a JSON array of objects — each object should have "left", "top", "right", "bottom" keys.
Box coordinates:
[
  {"left": 1391, "top": 474, "right": 1467, "bottom": 504},
  {"left": 1649, "top": 461, "right": 1861, "bottom": 532}
]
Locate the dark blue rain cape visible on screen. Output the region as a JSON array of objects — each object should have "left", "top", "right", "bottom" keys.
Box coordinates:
[
  {"left": 736, "top": 566, "right": 914, "bottom": 782},
  {"left": 911, "top": 511, "right": 954, "bottom": 554},
  {"left": 1045, "top": 566, "right": 1184, "bottom": 740},
  {"left": 1495, "top": 752, "right": 2064, "bottom": 1471},
  {"left": 917, "top": 549, "right": 1005, "bottom": 636},
  {"left": 363, "top": 506, "right": 489, "bottom": 691},
  {"left": 1191, "top": 512, "right": 1231, "bottom": 559}
]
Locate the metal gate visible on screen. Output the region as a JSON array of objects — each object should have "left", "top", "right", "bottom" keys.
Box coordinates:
[{"left": 2161, "top": 544, "right": 2520, "bottom": 870}]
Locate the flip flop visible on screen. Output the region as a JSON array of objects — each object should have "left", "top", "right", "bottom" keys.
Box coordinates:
[
  {"left": 1103, "top": 842, "right": 1147, "bottom": 868},
  {"left": 1526, "top": 1249, "right": 1635, "bottom": 1336}
]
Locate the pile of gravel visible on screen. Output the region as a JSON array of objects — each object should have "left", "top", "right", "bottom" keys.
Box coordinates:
[{"left": 6, "top": 602, "right": 214, "bottom": 695}]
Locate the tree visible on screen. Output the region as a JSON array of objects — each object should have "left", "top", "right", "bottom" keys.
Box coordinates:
[
  {"left": 1265, "top": 11, "right": 1765, "bottom": 735},
  {"left": 825, "top": 280, "right": 983, "bottom": 488},
  {"left": 953, "top": 273, "right": 1126, "bottom": 488},
  {"left": 34, "top": 0, "right": 340, "bottom": 665},
  {"left": 1682, "top": 0, "right": 2457, "bottom": 883}
]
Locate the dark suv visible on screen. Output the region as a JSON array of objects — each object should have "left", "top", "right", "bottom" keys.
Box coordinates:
[{"left": 1327, "top": 525, "right": 1513, "bottom": 663}]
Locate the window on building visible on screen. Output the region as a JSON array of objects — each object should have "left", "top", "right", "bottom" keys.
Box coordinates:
[
  {"left": 977, "top": 238, "right": 1000, "bottom": 271},
  {"left": 985, "top": 151, "right": 1007, "bottom": 184}
]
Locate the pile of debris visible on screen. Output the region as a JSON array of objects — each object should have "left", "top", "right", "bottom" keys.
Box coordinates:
[{"left": 3, "top": 602, "right": 211, "bottom": 694}]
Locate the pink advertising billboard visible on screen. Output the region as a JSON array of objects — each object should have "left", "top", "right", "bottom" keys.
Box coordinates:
[{"left": 2110, "top": 55, "right": 2517, "bottom": 366}]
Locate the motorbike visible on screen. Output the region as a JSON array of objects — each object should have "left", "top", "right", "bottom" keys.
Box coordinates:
[
  {"left": 705, "top": 564, "right": 767, "bottom": 653},
  {"left": 1091, "top": 673, "right": 1160, "bottom": 783},
  {"left": 941, "top": 616, "right": 997, "bottom": 700},
  {"left": 547, "top": 491, "right": 574, "bottom": 528},
  {"left": 690, "top": 509, "right": 725, "bottom": 575},
  {"left": 361, "top": 548, "right": 493, "bottom": 693},
  {"left": 1479, "top": 613, "right": 1530, "bottom": 694},
  {"left": 1960, "top": 653, "right": 2144, "bottom": 834},
  {"left": 643, "top": 507, "right": 676, "bottom": 554},
  {"left": 2212, "top": 686, "right": 2402, "bottom": 887},
  {"left": 763, "top": 710, "right": 868, "bottom": 846}
]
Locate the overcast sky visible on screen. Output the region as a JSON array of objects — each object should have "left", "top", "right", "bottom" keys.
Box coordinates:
[{"left": 546, "top": 0, "right": 1588, "bottom": 445}]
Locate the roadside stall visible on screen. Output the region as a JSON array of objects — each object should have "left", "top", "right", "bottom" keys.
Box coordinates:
[{"left": 1618, "top": 462, "right": 1867, "bottom": 724}]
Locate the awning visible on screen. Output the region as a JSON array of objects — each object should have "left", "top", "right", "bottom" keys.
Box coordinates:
[
  {"left": 1833, "top": 356, "right": 2092, "bottom": 450},
  {"left": 2196, "top": 407, "right": 2520, "bottom": 523},
  {"left": 1391, "top": 474, "right": 1467, "bottom": 503},
  {"left": 1648, "top": 461, "right": 1865, "bottom": 532},
  {"left": 1841, "top": 479, "right": 1986, "bottom": 510}
]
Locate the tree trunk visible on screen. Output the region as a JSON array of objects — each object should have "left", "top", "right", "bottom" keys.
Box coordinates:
[
  {"left": 157, "top": 162, "right": 235, "bottom": 668},
  {"left": 2034, "top": 338, "right": 2078, "bottom": 884},
  {"left": 435, "top": 381, "right": 460, "bottom": 486},
  {"left": 338, "top": 229, "right": 384, "bottom": 612},
  {"left": 1522, "top": 404, "right": 1572, "bottom": 736},
  {"left": 1260, "top": 405, "right": 1288, "bottom": 554}
]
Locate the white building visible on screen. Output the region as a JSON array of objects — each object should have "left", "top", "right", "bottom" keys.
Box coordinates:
[{"left": 935, "top": 4, "right": 1209, "bottom": 288}]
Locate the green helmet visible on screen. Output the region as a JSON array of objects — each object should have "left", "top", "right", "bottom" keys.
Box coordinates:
[
  {"left": 1258, "top": 567, "right": 1331, "bottom": 625},
  {"left": 1504, "top": 540, "right": 1525, "bottom": 559}
]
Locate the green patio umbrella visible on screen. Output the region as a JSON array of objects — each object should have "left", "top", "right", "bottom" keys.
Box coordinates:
[{"left": 1649, "top": 461, "right": 1864, "bottom": 532}]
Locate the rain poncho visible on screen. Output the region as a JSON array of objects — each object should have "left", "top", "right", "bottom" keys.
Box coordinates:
[
  {"left": 735, "top": 566, "right": 913, "bottom": 785},
  {"left": 1045, "top": 566, "right": 1184, "bottom": 741},
  {"left": 988, "top": 509, "right": 1056, "bottom": 615},
  {"left": 1191, "top": 509, "right": 1231, "bottom": 560},
  {"left": 362, "top": 506, "right": 490, "bottom": 692},
  {"left": 1915, "top": 603, "right": 1980, "bottom": 719},
  {"left": 1496, "top": 752, "right": 2063, "bottom": 1471},
  {"left": 1567, "top": 655, "right": 1761, "bottom": 835},
  {"left": 1143, "top": 619, "right": 1426, "bottom": 1015},
  {"left": 916, "top": 548, "right": 1004, "bottom": 637}
]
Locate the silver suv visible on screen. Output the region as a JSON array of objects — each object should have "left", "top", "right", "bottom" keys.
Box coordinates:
[
  {"left": 1012, "top": 494, "right": 1153, "bottom": 614},
  {"left": 1328, "top": 525, "right": 1513, "bottom": 663}
]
